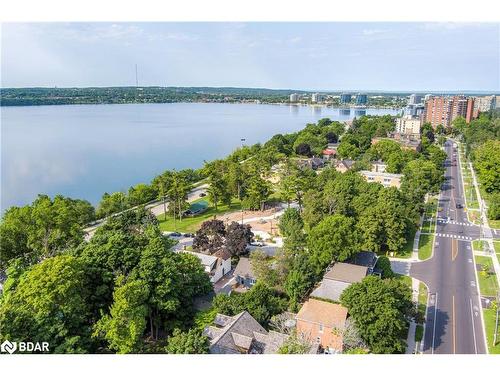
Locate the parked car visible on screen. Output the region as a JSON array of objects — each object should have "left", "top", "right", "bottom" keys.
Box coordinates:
[
  {"left": 170, "top": 232, "right": 182, "bottom": 237},
  {"left": 199, "top": 192, "right": 207, "bottom": 197},
  {"left": 250, "top": 241, "right": 265, "bottom": 247},
  {"left": 183, "top": 233, "right": 195, "bottom": 238}
]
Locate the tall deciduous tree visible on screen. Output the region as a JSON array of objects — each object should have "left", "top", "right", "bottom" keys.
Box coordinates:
[
  {"left": 94, "top": 277, "right": 149, "bottom": 354},
  {"left": 307, "top": 215, "right": 360, "bottom": 275},
  {"left": 340, "top": 276, "right": 417, "bottom": 354}
]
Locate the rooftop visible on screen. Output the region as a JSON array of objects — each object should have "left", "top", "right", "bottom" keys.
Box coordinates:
[
  {"left": 359, "top": 170, "right": 403, "bottom": 179},
  {"left": 324, "top": 262, "right": 369, "bottom": 284},
  {"left": 233, "top": 257, "right": 256, "bottom": 280},
  {"left": 296, "top": 299, "right": 348, "bottom": 329}
]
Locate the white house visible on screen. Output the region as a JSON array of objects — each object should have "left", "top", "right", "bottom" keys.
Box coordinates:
[{"left": 181, "top": 249, "right": 232, "bottom": 283}]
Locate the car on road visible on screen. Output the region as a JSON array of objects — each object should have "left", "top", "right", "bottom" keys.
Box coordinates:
[
  {"left": 170, "top": 232, "right": 182, "bottom": 237},
  {"left": 250, "top": 241, "right": 265, "bottom": 247},
  {"left": 456, "top": 203, "right": 463, "bottom": 209},
  {"left": 183, "top": 233, "right": 195, "bottom": 238}
]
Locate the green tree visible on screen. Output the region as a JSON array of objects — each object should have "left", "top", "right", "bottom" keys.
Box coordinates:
[
  {"left": 96, "top": 191, "right": 128, "bottom": 218},
  {"left": 127, "top": 183, "right": 156, "bottom": 206},
  {"left": 166, "top": 328, "right": 209, "bottom": 354},
  {"left": 0, "top": 255, "right": 94, "bottom": 353},
  {"left": 473, "top": 140, "right": 500, "bottom": 193},
  {"left": 340, "top": 276, "right": 417, "bottom": 354},
  {"left": 307, "top": 215, "right": 360, "bottom": 275},
  {"left": 93, "top": 277, "right": 149, "bottom": 353}
]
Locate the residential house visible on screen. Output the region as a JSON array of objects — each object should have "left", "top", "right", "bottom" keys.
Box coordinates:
[
  {"left": 182, "top": 249, "right": 231, "bottom": 283},
  {"left": 310, "top": 262, "right": 369, "bottom": 302},
  {"left": 296, "top": 299, "right": 348, "bottom": 354},
  {"left": 204, "top": 311, "right": 289, "bottom": 354},
  {"left": 334, "top": 159, "right": 355, "bottom": 173},
  {"left": 371, "top": 160, "right": 387, "bottom": 173},
  {"left": 297, "top": 157, "right": 324, "bottom": 170},
  {"left": 234, "top": 257, "right": 257, "bottom": 289},
  {"left": 359, "top": 170, "right": 402, "bottom": 189},
  {"left": 322, "top": 148, "right": 336, "bottom": 161},
  {"left": 349, "top": 250, "right": 378, "bottom": 273}
]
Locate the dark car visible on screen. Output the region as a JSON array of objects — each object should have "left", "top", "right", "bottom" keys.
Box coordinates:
[
  {"left": 456, "top": 203, "right": 463, "bottom": 209},
  {"left": 199, "top": 192, "right": 207, "bottom": 197},
  {"left": 170, "top": 232, "right": 182, "bottom": 237},
  {"left": 183, "top": 233, "right": 195, "bottom": 238}
]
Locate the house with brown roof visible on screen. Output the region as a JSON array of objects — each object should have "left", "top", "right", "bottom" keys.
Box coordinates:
[
  {"left": 204, "top": 311, "right": 289, "bottom": 354},
  {"left": 296, "top": 299, "right": 348, "bottom": 354},
  {"left": 310, "top": 262, "right": 369, "bottom": 302}
]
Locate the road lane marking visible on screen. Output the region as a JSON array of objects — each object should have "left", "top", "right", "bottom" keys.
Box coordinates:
[
  {"left": 452, "top": 295, "right": 456, "bottom": 354},
  {"left": 432, "top": 292, "right": 439, "bottom": 354},
  {"left": 469, "top": 299, "right": 478, "bottom": 354}
]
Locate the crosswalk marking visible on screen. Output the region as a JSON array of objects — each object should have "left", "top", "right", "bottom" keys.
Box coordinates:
[{"left": 434, "top": 232, "right": 472, "bottom": 240}]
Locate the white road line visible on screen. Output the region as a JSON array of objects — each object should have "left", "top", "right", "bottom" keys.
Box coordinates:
[
  {"left": 432, "top": 292, "right": 439, "bottom": 354},
  {"left": 469, "top": 298, "right": 478, "bottom": 354}
]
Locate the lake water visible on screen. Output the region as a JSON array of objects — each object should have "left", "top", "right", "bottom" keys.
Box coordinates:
[{"left": 1, "top": 103, "right": 399, "bottom": 210}]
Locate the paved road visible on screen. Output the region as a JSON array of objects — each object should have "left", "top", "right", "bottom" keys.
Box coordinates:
[
  {"left": 84, "top": 183, "right": 208, "bottom": 239},
  {"left": 410, "top": 139, "right": 487, "bottom": 354}
]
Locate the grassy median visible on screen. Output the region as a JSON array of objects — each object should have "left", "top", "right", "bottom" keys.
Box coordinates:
[{"left": 418, "top": 234, "right": 434, "bottom": 261}]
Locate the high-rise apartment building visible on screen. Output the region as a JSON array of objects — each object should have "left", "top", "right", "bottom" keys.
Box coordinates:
[
  {"left": 409, "top": 94, "right": 423, "bottom": 105},
  {"left": 474, "top": 95, "right": 496, "bottom": 114},
  {"left": 289, "top": 93, "right": 299, "bottom": 102},
  {"left": 355, "top": 93, "right": 367, "bottom": 106},
  {"left": 423, "top": 95, "right": 476, "bottom": 128},
  {"left": 311, "top": 93, "right": 324, "bottom": 103},
  {"left": 340, "top": 93, "right": 352, "bottom": 104}
]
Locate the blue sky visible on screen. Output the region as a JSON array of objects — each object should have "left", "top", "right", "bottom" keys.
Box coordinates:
[{"left": 1, "top": 22, "right": 499, "bottom": 91}]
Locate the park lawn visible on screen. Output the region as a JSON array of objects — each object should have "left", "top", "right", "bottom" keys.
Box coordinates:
[
  {"left": 483, "top": 306, "right": 500, "bottom": 354},
  {"left": 418, "top": 234, "right": 434, "bottom": 261},
  {"left": 474, "top": 256, "right": 499, "bottom": 297},
  {"left": 157, "top": 199, "right": 242, "bottom": 233}
]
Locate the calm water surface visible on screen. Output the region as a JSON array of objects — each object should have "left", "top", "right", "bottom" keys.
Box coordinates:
[{"left": 1, "top": 103, "right": 399, "bottom": 210}]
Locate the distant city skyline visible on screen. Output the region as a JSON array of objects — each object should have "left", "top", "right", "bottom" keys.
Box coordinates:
[{"left": 1, "top": 22, "right": 499, "bottom": 91}]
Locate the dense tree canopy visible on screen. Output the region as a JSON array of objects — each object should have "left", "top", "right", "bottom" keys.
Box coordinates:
[{"left": 340, "top": 276, "right": 417, "bottom": 354}]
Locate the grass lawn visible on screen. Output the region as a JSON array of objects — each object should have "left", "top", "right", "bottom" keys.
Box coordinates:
[
  {"left": 489, "top": 219, "right": 500, "bottom": 230},
  {"left": 418, "top": 234, "right": 434, "bottom": 261},
  {"left": 395, "top": 274, "right": 413, "bottom": 289},
  {"left": 472, "top": 240, "right": 489, "bottom": 252},
  {"left": 475, "top": 256, "right": 499, "bottom": 297},
  {"left": 494, "top": 241, "right": 500, "bottom": 263},
  {"left": 157, "top": 199, "right": 242, "bottom": 233},
  {"left": 390, "top": 227, "right": 416, "bottom": 259},
  {"left": 483, "top": 306, "right": 500, "bottom": 354}
]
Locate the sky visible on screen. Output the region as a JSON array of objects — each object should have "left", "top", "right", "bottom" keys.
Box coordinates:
[{"left": 1, "top": 22, "right": 499, "bottom": 91}]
